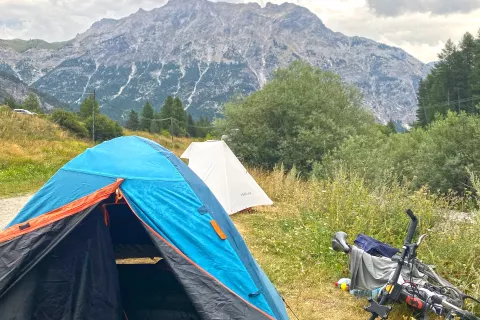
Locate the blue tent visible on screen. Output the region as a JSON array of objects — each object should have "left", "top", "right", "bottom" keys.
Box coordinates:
[{"left": 0, "top": 136, "right": 289, "bottom": 320}]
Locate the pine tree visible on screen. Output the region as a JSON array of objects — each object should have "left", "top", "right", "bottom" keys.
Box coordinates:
[
  {"left": 195, "top": 116, "right": 212, "bottom": 138},
  {"left": 150, "top": 112, "right": 161, "bottom": 133},
  {"left": 471, "top": 28, "right": 480, "bottom": 103},
  {"left": 125, "top": 110, "right": 140, "bottom": 131},
  {"left": 159, "top": 96, "right": 174, "bottom": 132},
  {"left": 140, "top": 102, "right": 154, "bottom": 131},
  {"left": 79, "top": 94, "right": 99, "bottom": 119},
  {"left": 417, "top": 31, "right": 480, "bottom": 123},
  {"left": 150, "top": 119, "right": 161, "bottom": 133},
  {"left": 172, "top": 97, "right": 186, "bottom": 136},
  {"left": 417, "top": 76, "right": 431, "bottom": 127},
  {"left": 187, "top": 113, "right": 196, "bottom": 137},
  {"left": 456, "top": 32, "right": 476, "bottom": 112}
]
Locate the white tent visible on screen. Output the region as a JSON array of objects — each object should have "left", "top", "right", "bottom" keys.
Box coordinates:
[{"left": 181, "top": 140, "right": 273, "bottom": 215}]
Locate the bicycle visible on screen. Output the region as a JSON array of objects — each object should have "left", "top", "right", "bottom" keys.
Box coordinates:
[{"left": 332, "top": 209, "right": 480, "bottom": 320}]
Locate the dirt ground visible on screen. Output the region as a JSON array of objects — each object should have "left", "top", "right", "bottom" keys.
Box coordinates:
[{"left": 0, "top": 194, "right": 31, "bottom": 229}]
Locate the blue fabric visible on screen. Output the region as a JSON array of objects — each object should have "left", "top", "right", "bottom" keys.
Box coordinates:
[
  {"left": 121, "top": 180, "right": 273, "bottom": 317},
  {"left": 354, "top": 234, "right": 399, "bottom": 258},
  {"left": 139, "top": 137, "right": 289, "bottom": 320},
  {"left": 62, "top": 138, "right": 184, "bottom": 182},
  {"left": 6, "top": 171, "right": 115, "bottom": 228},
  {"left": 6, "top": 136, "right": 287, "bottom": 319}
]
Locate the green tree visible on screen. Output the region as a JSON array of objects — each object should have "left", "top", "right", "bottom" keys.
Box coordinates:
[
  {"left": 416, "top": 78, "right": 430, "bottom": 126},
  {"left": 85, "top": 114, "right": 123, "bottom": 141},
  {"left": 140, "top": 102, "right": 154, "bottom": 131},
  {"left": 322, "top": 111, "right": 480, "bottom": 194},
  {"left": 23, "top": 93, "right": 41, "bottom": 113},
  {"left": 79, "top": 94, "right": 99, "bottom": 119},
  {"left": 215, "top": 61, "right": 375, "bottom": 174},
  {"left": 195, "top": 116, "right": 212, "bottom": 138},
  {"left": 172, "top": 97, "right": 186, "bottom": 136},
  {"left": 125, "top": 110, "right": 140, "bottom": 131},
  {"left": 417, "top": 30, "right": 480, "bottom": 124},
  {"left": 159, "top": 96, "right": 174, "bottom": 131},
  {"left": 187, "top": 113, "right": 196, "bottom": 137},
  {"left": 386, "top": 120, "right": 397, "bottom": 135},
  {"left": 3, "top": 97, "right": 18, "bottom": 109},
  {"left": 50, "top": 109, "right": 89, "bottom": 138},
  {"left": 150, "top": 113, "right": 161, "bottom": 133},
  {"left": 471, "top": 28, "right": 480, "bottom": 98}
]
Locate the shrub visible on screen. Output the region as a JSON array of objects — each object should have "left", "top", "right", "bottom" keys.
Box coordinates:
[
  {"left": 321, "top": 112, "right": 480, "bottom": 194},
  {"left": 49, "top": 109, "right": 89, "bottom": 138},
  {"left": 85, "top": 114, "right": 123, "bottom": 141},
  {"left": 215, "top": 61, "right": 375, "bottom": 174}
]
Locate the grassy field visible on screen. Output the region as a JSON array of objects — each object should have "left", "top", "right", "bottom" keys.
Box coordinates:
[
  {"left": 0, "top": 107, "right": 192, "bottom": 198},
  {"left": 1, "top": 106, "right": 479, "bottom": 319},
  {"left": 234, "top": 168, "right": 480, "bottom": 319},
  {"left": 0, "top": 107, "right": 90, "bottom": 197}
]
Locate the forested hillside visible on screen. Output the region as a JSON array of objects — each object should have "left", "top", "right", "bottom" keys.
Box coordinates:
[{"left": 417, "top": 30, "right": 480, "bottom": 125}]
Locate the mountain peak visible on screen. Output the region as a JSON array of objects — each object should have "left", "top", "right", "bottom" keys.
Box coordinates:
[
  {"left": 164, "top": 0, "right": 207, "bottom": 7},
  {"left": 0, "top": 0, "right": 428, "bottom": 125},
  {"left": 90, "top": 18, "right": 117, "bottom": 29}
]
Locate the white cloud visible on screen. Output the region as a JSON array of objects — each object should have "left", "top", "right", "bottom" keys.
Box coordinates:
[
  {"left": 366, "top": 0, "right": 480, "bottom": 16},
  {"left": 0, "top": 0, "right": 478, "bottom": 62},
  {"left": 0, "top": 0, "right": 168, "bottom": 41}
]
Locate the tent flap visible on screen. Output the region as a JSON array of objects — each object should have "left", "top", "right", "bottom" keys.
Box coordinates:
[{"left": 0, "top": 207, "right": 123, "bottom": 320}]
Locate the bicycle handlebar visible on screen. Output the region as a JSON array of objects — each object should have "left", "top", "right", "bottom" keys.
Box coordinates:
[{"left": 405, "top": 209, "right": 418, "bottom": 245}]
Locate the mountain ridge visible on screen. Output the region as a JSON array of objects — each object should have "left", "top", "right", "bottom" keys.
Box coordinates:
[{"left": 0, "top": 0, "right": 430, "bottom": 124}]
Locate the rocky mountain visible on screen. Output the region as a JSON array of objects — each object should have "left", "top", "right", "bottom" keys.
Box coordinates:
[
  {"left": 0, "top": 0, "right": 431, "bottom": 124},
  {"left": 0, "top": 71, "right": 63, "bottom": 111}
]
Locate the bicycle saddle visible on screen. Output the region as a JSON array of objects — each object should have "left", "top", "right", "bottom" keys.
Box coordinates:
[{"left": 332, "top": 231, "right": 351, "bottom": 253}]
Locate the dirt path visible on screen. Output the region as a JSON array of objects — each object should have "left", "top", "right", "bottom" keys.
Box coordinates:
[{"left": 0, "top": 195, "right": 31, "bottom": 229}]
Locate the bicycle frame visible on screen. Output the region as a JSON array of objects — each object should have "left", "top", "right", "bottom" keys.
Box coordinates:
[{"left": 366, "top": 209, "right": 418, "bottom": 320}]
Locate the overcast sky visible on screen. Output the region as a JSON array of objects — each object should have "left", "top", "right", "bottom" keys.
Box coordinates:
[{"left": 0, "top": 0, "right": 479, "bottom": 63}]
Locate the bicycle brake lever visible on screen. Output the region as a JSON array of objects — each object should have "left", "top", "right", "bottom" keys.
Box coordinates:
[{"left": 417, "top": 234, "right": 427, "bottom": 247}]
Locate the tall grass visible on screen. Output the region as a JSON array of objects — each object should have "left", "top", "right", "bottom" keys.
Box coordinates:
[
  {"left": 0, "top": 107, "right": 91, "bottom": 197},
  {"left": 0, "top": 107, "right": 199, "bottom": 197},
  {"left": 234, "top": 166, "right": 480, "bottom": 319}
]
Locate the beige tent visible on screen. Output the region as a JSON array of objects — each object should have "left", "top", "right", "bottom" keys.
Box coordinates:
[{"left": 181, "top": 140, "right": 273, "bottom": 215}]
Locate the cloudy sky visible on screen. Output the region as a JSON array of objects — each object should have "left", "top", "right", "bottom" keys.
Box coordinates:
[{"left": 0, "top": 0, "right": 479, "bottom": 62}]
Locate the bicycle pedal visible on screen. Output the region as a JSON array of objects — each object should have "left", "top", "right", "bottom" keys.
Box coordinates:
[{"left": 365, "top": 299, "right": 392, "bottom": 319}]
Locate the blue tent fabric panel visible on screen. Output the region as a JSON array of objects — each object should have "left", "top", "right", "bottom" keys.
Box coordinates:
[
  {"left": 62, "top": 138, "right": 184, "bottom": 182},
  {"left": 138, "top": 137, "right": 289, "bottom": 320},
  {"left": 120, "top": 180, "right": 275, "bottom": 318},
  {"left": 6, "top": 171, "right": 115, "bottom": 229}
]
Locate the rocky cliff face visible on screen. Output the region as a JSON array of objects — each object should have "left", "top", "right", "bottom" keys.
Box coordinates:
[
  {"left": 0, "top": 0, "right": 430, "bottom": 124},
  {"left": 0, "top": 71, "right": 61, "bottom": 111}
]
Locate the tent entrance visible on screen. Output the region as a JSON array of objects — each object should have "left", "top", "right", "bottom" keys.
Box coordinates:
[{"left": 103, "top": 200, "right": 201, "bottom": 320}]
